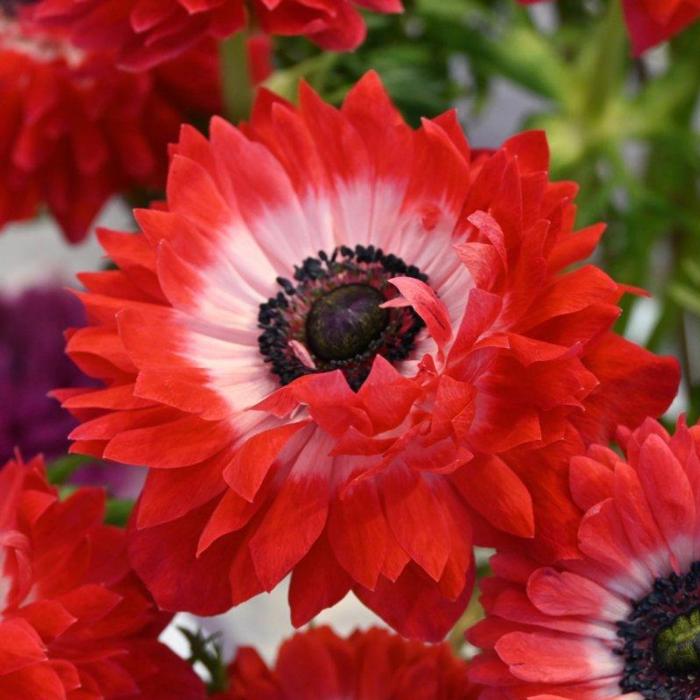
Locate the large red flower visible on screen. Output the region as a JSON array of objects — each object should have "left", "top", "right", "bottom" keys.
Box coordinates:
[
  {"left": 213, "top": 625, "right": 474, "bottom": 699},
  {"left": 519, "top": 0, "right": 700, "bottom": 54},
  {"left": 29, "top": 0, "right": 403, "bottom": 71},
  {"left": 0, "top": 454, "right": 205, "bottom": 699},
  {"left": 0, "top": 13, "right": 220, "bottom": 243},
  {"left": 468, "top": 417, "right": 700, "bottom": 699},
  {"left": 61, "top": 72, "right": 678, "bottom": 641}
]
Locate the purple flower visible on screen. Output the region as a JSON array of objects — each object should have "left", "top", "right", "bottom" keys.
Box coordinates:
[
  {"left": 0, "top": 283, "right": 144, "bottom": 497},
  {"left": 0, "top": 284, "right": 92, "bottom": 462},
  {"left": 69, "top": 461, "right": 145, "bottom": 500}
]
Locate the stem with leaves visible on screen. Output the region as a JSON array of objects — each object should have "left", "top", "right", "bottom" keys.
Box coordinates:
[{"left": 180, "top": 628, "right": 229, "bottom": 695}]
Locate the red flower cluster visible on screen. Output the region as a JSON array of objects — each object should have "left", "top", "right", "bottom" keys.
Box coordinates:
[
  {"left": 469, "top": 417, "right": 700, "bottom": 699},
  {"left": 0, "top": 455, "right": 204, "bottom": 699},
  {"left": 213, "top": 625, "right": 474, "bottom": 699},
  {"left": 0, "top": 0, "right": 694, "bottom": 690},
  {"left": 62, "top": 72, "right": 678, "bottom": 642},
  {"left": 0, "top": 12, "right": 220, "bottom": 242},
  {"left": 28, "top": 0, "right": 403, "bottom": 71},
  {"left": 519, "top": 0, "right": 700, "bottom": 54}
]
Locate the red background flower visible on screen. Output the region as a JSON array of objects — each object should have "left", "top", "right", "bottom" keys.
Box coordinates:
[
  {"left": 468, "top": 417, "right": 700, "bottom": 699},
  {"left": 0, "top": 455, "right": 205, "bottom": 699},
  {"left": 214, "top": 625, "right": 475, "bottom": 700},
  {"left": 0, "top": 19, "right": 220, "bottom": 242},
  {"left": 30, "top": 0, "right": 404, "bottom": 71}
]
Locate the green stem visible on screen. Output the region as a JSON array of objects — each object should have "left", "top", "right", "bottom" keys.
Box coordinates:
[
  {"left": 179, "top": 628, "right": 228, "bottom": 694},
  {"left": 263, "top": 52, "right": 338, "bottom": 104},
  {"left": 581, "top": 0, "right": 627, "bottom": 120},
  {"left": 220, "top": 31, "right": 254, "bottom": 123}
]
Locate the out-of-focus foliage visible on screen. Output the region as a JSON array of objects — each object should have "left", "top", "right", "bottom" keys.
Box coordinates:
[{"left": 267, "top": 0, "right": 700, "bottom": 422}]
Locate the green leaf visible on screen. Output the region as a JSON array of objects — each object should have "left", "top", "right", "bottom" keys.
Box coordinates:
[
  {"left": 671, "top": 283, "right": 700, "bottom": 317},
  {"left": 47, "top": 454, "right": 92, "bottom": 485},
  {"left": 104, "top": 499, "right": 135, "bottom": 527},
  {"left": 220, "top": 32, "right": 255, "bottom": 122},
  {"left": 179, "top": 627, "right": 229, "bottom": 694}
]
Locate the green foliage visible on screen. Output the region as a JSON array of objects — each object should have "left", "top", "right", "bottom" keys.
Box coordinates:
[{"left": 179, "top": 628, "right": 229, "bottom": 694}]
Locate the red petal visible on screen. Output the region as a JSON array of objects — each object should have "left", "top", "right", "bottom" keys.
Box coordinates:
[
  {"left": 136, "top": 459, "right": 227, "bottom": 528},
  {"left": 569, "top": 455, "right": 615, "bottom": 512},
  {"left": 384, "top": 277, "right": 452, "bottom": 354},
  {"left": 104, "top": 415, "right": 231, "bottom": 468},
  {"left": 382, "top": 468, "right": 450, "bottom": 582},
  {"left": 0, "top": 618, "right": 46, "bottom": 675},
  {"left": 288, "top": 537, "right": 352, "bottom": 627},
  {"left": 128, "top": 499, "right": 234, "bottom": 615},
  {"left": 224, "top": 421, "right": 310, "bottom": 502},
  {"left": 356, "top": 561, "right": 474, "bottom": 642},
  {"left": 452, "top": 454, "right": 534, "bottom": 538},
  {"left": 327, "top": 478, "right": 388, "bottom": 590},
  {"left": 249, "top": 471, "right": 330, "bottom": 590}
]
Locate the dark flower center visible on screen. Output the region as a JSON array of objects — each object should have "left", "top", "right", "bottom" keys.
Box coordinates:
[
  {"left": 306, "top": 284, "right": 389, "bottom": 362},
  {"left": 617, "top": 562, "right": 700, "bottom": 699},
  {"left": 258, "top": 245, "right": 427, "bottom": 391}
]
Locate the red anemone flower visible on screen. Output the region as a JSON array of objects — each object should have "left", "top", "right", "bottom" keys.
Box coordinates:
[
  {"left": 518, "top": 0, "right": 700, "bottom": 54},
  {"left": 0, "top": 454, "right": 205, "bottom": 699},
  {"left": 468, "top": 417, "right": 700, "bottom": 699},
  {"left": 213, "top": 625, "right": 474, "bottom": 699},
  {"left": 28, "top": 0, "right": 403, "bottom": 71},
  {"left": 0, "top": 10, "right": 221, "bottom": 243},
  {"left": 61, "top": 72, "right": 677, "bottom": 641}
]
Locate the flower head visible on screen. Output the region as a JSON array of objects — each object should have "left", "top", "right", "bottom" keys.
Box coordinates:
[
  {"left": 213, "top": 625, "right": 474, "bottom": 699},
  {"left": 0, "top": 285, "right": 95, "bottom": 462},
  {"left": 469, "top": 417, "right": 700, "bottom": 699},
  {"left": 27, "top": 0, "right": 403, "bottom": 71},
  {"left": 63, "top": 72, "right": 678, "bottom": 641},
  {"left": 0, "top": 10, "right": 220, "bottom": 242},
  {"left": 0, "top": 454, "right": 205, "bottom": 699},
  {"left": 0, "top": 284, "right": 144, "bottom": 497}
]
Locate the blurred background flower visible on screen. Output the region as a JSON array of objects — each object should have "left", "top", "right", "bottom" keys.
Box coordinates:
[
  {"left": 26, "top": 0, "right": 403, "bottom": 71},
  {"left": 210, "top": 625, "right": 473, "bottom": 698},
  {"left": 0, "top": 5, "right": 274, "bottom": 243},
  {"left": 0, "top": 15, "right": 221, "bottom": 242},
  {"left": 0, "top": 283, "right": 94, "bottom": 461},
  {"left": 0, "top": 273, "right": 144, "bottom": 498}
]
